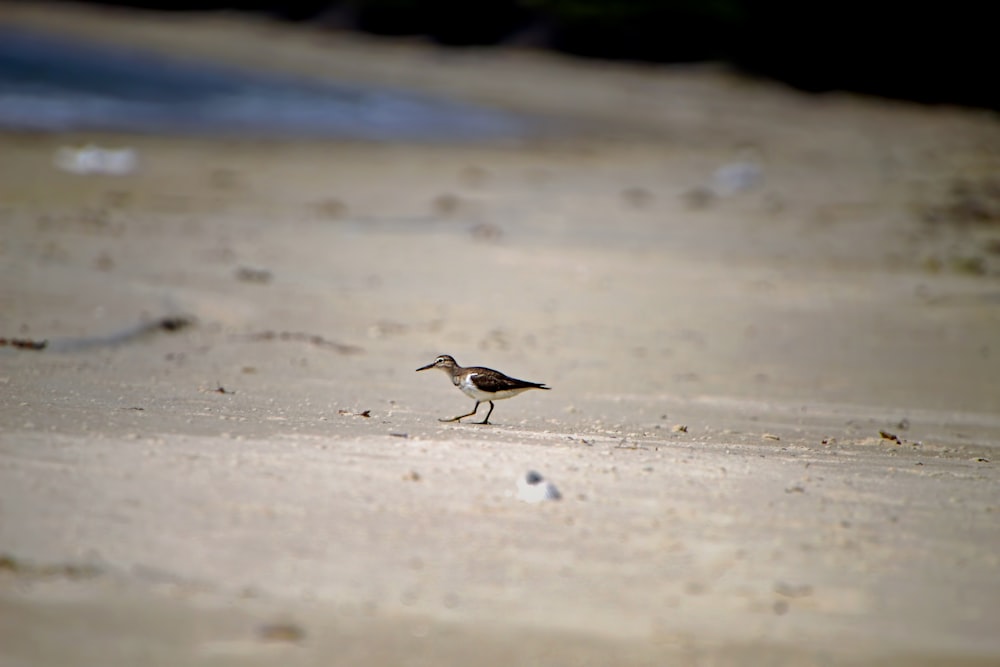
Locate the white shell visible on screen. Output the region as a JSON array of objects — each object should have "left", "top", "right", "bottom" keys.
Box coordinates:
[
  {"left": 516, "top": 470, "right": 561, "bottom": 503},
  {"left": 54, "top": 144, "right": 138, "bottom": 176}
]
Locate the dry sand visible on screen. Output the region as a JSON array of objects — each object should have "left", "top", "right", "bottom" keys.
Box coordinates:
[{"left": 1, "top": 3, "right": 1000, "bottom": 665}]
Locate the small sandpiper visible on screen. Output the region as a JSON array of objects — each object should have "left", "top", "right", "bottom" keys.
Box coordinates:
[{"left": 416, "top": 354, "right": 550, "bottom": 424}]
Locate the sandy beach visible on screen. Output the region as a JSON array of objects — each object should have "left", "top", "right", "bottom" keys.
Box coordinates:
[{"left": 2, "top": 3, "right": 1000, "bottom": 665}]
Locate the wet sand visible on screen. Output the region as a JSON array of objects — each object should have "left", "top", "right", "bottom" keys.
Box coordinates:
[{"left": 1, "top": 3, "right": 1000, "bottom": 665}]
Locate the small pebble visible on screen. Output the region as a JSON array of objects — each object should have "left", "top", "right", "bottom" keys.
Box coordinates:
[{"left": 257, "top": 622, "right": 305, "bottom": 643}]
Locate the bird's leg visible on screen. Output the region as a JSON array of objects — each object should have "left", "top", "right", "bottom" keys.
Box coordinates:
[
  {"left": 475, "top": 401, "right": 495, "bottom": 425},
  {"left": 440, "top": 401, "right": 481, "bottom": 423}
]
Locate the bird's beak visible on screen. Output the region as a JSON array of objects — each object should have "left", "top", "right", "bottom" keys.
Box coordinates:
[{"left": 416, "top": 362, "right": 435, "bottom": 372}]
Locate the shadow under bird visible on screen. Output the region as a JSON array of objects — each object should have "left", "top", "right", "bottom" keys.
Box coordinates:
[{"left": 416, "top": 354, "right": 550, "bottom": 424}]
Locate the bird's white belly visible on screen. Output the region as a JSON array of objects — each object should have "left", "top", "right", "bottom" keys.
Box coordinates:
[{"left": 459, "top": 374, "right": 525, "bottom": 401}]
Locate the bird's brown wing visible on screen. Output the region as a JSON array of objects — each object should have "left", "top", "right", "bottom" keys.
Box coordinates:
[{"left": 469, "top": 368, "right": 549, "bottom": 392}]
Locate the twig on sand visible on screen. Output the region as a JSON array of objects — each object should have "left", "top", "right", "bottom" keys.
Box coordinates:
[
  {"left": 0, "top": 337, "right": 47, "bottom": 351},
  {"left": 3, "top": 316, "right": 194, "bottom": 353}
]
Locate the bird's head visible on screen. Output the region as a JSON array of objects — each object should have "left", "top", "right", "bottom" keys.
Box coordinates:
[{"left": 416, "top": 354, "right": 457, "bottom": 372}]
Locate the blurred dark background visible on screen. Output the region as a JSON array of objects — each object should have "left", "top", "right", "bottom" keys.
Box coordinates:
[{"left": 67, "top": 0, "right": 998, "bottom": 110}]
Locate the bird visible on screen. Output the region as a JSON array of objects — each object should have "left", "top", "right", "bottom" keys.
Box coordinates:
[{"left": 416, "top": 354, "right": 550, "bottom": 425}]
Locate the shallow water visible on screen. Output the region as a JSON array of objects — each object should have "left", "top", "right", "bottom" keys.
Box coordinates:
[{"left": 0, "top": 27, "right": 531, "bottom": 140}]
